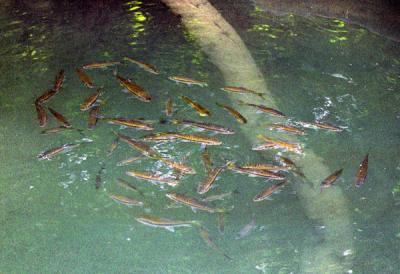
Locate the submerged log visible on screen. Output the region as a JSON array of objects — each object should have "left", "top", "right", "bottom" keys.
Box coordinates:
[{"left": 161, "top": 0, "right": 354, "bottom": 273}]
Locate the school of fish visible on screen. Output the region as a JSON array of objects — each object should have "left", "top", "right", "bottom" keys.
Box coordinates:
[{"left": 34, "top": 58, "right": 369, "bottom": 260}]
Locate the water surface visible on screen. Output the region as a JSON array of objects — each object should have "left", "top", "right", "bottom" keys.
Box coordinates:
[{"left": 0, "top": 1, "right": 399, "bottom": 273}]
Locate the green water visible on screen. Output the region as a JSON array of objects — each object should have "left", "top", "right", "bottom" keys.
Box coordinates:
[{"left": 0, "top": 1, "right": 399, "bottom": 273}]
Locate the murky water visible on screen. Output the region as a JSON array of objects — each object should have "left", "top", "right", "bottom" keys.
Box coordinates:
[{"left": 0, "top": 1, "right": 399, "bottom": 273}]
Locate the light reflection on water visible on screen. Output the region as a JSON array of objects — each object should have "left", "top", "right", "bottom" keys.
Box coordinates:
[{"left": 0, "top": 0, "right": 399, "bottom": 273}]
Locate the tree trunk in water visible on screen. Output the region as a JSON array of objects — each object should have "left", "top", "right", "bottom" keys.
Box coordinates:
[{"left": 161, "top": 0, "right": 353, "bottom": 272}]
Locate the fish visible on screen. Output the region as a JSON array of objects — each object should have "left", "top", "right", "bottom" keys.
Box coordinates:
[
  {"left": 221, "top": 86, "right": 265, "bottom": 98},
  {"left": 321, "top": 168, "right": 343, "bottom": 188},
  {"left": 143, "top": 132, "right": 222, "bottom": 146},
  {"left": 95, "top": 164, "right": 106, "bottom": 189},
  {"left": 279, "top": 156, "right": 306, "bottom": 178},
  {"left": 329, "top": 73, "right": 352, "bottom": 82},
  {"left": 241, "top": 163, "right": 291, "bottom": 172},
  {"left": 53, "top": 69, "right": 65, "bottom": 92},
  {"left": 80, "top": 89, "right": 102, "bottom": 111},
  {"left": 166, "top": 97, "right": 173, "bottom": 116},
  {"left": 227, "top": 163, "right": 285, "bottom": 180},
  {"left": 102, "top": 118, "right": 154, "bottom": 131},
  {"left": 48, "top": 107, "right": 71, "bottom": 128},
  {"left": 168, "top": 133, "right": 222, "bottom": 146},
  {"left": 166, "top": 192, "right": 225, "bottom": 213},
  {"left": 355, "top": 154, "right": 369, "bottom": 187},
  {"left": 279, "top": 156, "right": 297, "bottom": 168},
  {"left": 107, "top": 137, "right": 119, "bottom": 156},
  {"left": 170, "top": 119, "right": 234, "bottom": 134},
  {"left": 136, "top": 215, "right": 200, "bottom": 232},
  {"left": 116, "top": 156, "right": 142, "bottom": 166},
  {"left": 113, "top": 131, "right": 161, "bottom": 159},
  {"left": 119, "top": 134, "right": 194, "bottom": 174},
  {"left": 158, "top": 158, "right": 196, "bottom": 175},
  {"left": 35, "top": 102, "right": 47, "bottom": 127},
  {"left": 35, "top": 89, "right": 58, "bottom": 105},
  {"left": 197, "top": 166, "right": 225, "bottom": 194},
  {"left": 235, "top": 218, "right": 256, "bottom": 240},
  {"left": 198, "top": 226, "right": 232, "bottom": 260},
  {"left": 37, "top": 143, "right": 80, "bottom": 160},
  {"left": 216, "top": 102, "right": 247, "bottom": 124},
  {"left": 253, "top": 181, "right": 287, "bottom": 202},
  {"left": 238, "top": 101, "right": 285, "bottom": 117},
  {"left": 115, "top": 74, "right": 151, "bottom": 102},
  {"left": 169, "top": 75, "right": 207, "bottom": 87},
  {"left": 202, "top": 191, "right": 233, "bottom": 202},
  {"left": 82, "top": 61, "right": 120, "bottom": 69},
  {"left": 126, "top": 170, "right": 179, "bottom": 187},
  {"left": 76, "top": 68, "right": 95, "bottom": 88},
  {"left": 109, "top": 194, "right": 143, "bottom": 206},
  {"left": 40, "top": 126, "right": 82, "bottom": 135},
  {"left": 268, "top": 124, "right": 305, "bottom": 135},
  {"left": 117, "top": 178, "right": 145, "bottom": 197},
  {"left": 124, "top": 57, "right": 159, "bottom": 74},
  {"left": 180, "top": 96, "right": 211, "bottom": 116},
  {"left": 313, "top": 122, "right": 343, "bottom": 132},
  {"left": 172, "top": 133, "right": 222, "bottom": 145},
  {"left": 253, "top": 135, "right": 302, "bottom": 154},
  {"left": 87, "top": 106, "right": 100, "bottom": 130},
  {"left": 142, "top": 132, "right": 177, "bottom": 141},
  {"left": 202, "top": 147, "right": 212, "bottom": 172},
  {"left": 298, "top": 121, "right": 343, "bottom": 132},
  {"left": 172, "top": 168, "right": 186, "bottom": 182}
]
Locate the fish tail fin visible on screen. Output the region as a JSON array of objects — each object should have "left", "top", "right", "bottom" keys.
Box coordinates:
[
  {"left": 223, "top": 254, "right": 234, "bottom": 261},
  {"left": 216, "top": 205, "right": 234, "bottom": 214},
  {"left": 112, "top": 66, "right": 118, "bottom": 77},
  {"left": 98, "top": 87, "right": 106, "bottom": 96},
  {"left": 256, "top": 134, "right": 265, "bottom": 140},
  {"left": 293, "top": 169, "right": 306, "bottom": 179},
  {"left": 215, "top": 102, "right": 224, "bottom": 108},
  {"left": 226, "top": 161, "right": 236, "bottom": 169},
  {"left": 76, "top": 128, "right": 86, "bottom": 137},
  {"left": 223, "top": 160, "right": 235, "bottom": 168},
  {"left": 257, "top": 92, "right": 266, "bottom": 99},
  {"left": 111, "top": 129, "right": 120, "bottom": 137},
  {"left": 317, "top": 185, "right": 323, "bottom": 194},
  {"left": 76, "top": 139, "right": 93, "bottom": 146},
  {"left": 191, "top": 220, "right": 202, "bottom": 227}
]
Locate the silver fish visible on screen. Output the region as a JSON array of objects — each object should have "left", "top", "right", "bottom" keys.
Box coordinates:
[{"left": 235, "top": 218, "right": 256, "bottom": 240}]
